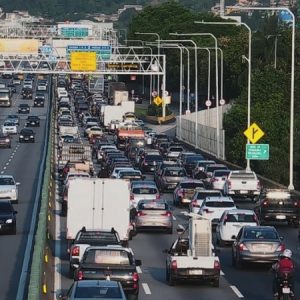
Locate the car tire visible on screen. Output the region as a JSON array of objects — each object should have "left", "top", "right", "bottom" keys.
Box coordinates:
[
  {"left": 127, "top": 294, "right": 138, "bottom": 300},
  {"left": 10, "top": 224, "right": 16, "bottom": 235},
  {"left": 212, "top": 278, "right": 219, "bottom": 287},
  {"left": 235, "top": 255, "right": 242, "bottom": 269},
  {"left": 168, "top": 273, "right": 176, "bottom": 286}
]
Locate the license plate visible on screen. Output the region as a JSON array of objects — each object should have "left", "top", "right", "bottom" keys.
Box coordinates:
[
  {"left": 0, "top": 225, "right": 2, "bottom": 229},
  {"left": 282, "top": 287, "right": 290, "bottom": 294},
  {"left": 276, "top": 215, "right": 286, "bottom": 220},
  {"left": 240, "top": 190, "right": 248, "bottom": 194},
  {"left": 189, "top": 270, "right": 202, "bottom": 275}
]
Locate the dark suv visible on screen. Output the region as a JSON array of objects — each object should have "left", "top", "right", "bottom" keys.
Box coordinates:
[
  {"left": 0, "top": 200, "right": 17, "bottom": 234},
  {"left": 255, "top": 189, "right": 300, "bottom": 227}
]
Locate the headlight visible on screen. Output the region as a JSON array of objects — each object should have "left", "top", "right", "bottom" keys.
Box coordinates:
[
  {"left": 30, "top": 135, "right": 34, "bottom": 138},
  {"left": 20, "top": 135, "right": 24, "bottom": 138},
  {"left": 5, "top": 139, "right": 9, "bottom": 142},
  {"left": 11, "top": 189, "right": 16, "bottom": 193},
  {"left": 6, "top": 219, "right": 12, "bottom": 224}
]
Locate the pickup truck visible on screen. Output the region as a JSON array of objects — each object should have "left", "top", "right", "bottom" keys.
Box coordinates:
[
  {"left": 75, "top": 245, "right": 141, "bottom": 300},
  {"left": 69, "top": 227, "right": 121, "bottom": 278},
  {"left": 164, "top": 219, "right": 220, "bottom": 287},
  {"left": 225, "top": 170, "right": 261, "bottom": 201}
]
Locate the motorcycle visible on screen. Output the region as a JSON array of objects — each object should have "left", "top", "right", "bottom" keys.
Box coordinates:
[{"left": 275, "top": 272, "right": 295, "bottom": 300}]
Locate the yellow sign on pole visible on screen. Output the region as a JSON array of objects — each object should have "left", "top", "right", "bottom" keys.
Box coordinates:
[
  {"left": 71, "top": 52, "right": 96, "bottom": 71},
  {"left": 244, "top": 122, "right": 265, "bottom": 144},
  {"left": 153, "top": 96, "right": 162, "bottom": 106}
]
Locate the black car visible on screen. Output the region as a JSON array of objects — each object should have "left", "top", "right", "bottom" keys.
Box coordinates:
[
  {"left": 0, "top": 200, "right": 17, "bottom": 234},
  {"left": 19, "top": 128, "right": 35, "bottom": 143},
  {"left": 0, "top": 133, "right": 11, "bottom": 148},
  {"left": 22, "top": 88, "right": 33, "bottom": 99},
  {"left": 18, "top": 104, "right": 30, "bottom": 114},
  {"left": 140, "top": 154, "right": 164, "bottom": 173},
  {"left": 34, "top": 97, "right": 44, "bottom": 107},
  {"left": 7, "top": 82, "right": 16, "bottom": 93},
  {"left": 255, "top": 189, "right": 300, "bottom": 227},
  {"left": 26, "top": 116, "right": 40, "bottom": 127}
]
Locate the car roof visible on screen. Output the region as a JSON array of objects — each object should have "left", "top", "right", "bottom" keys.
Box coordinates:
[
  {"left": 205, "top": 196, "right": 234, "bottom": 202},
  {"left": 224, "top": 209, "right": 256, "bottom": 215},
  {"left": 179, "top": 179, "right": 204, "bottom": 184}
]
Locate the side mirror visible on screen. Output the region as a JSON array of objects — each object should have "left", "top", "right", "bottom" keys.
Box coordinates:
[
  {"left": 135, "top": 259, "right": 142, "bottom": 266},
  {"left": 56, "top": 294, "right": 67, "bottom": 300},
  {"left": 16, "top": 182, "right": 21, "bottom": 186},
  {"left": 176, "top": 228, "right": 184, "bottom": 235},
  {"left": 231, "top": 235, "right": 237, "bottom": 240},
  {"left": 142, "top": 175, "right": 146, "bottom": 180},
  {"left": 70, "top": 258, "right": 80, "bottom": 265},
  {"left": 280, "top": 236, "right": 284, "bottom": 241}
]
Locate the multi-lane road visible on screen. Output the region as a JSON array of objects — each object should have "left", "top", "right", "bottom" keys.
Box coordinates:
[{"left": 0, "top": 78, "right": 50, "bottom": 300}]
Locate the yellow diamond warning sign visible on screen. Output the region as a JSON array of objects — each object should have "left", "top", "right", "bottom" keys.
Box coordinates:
[
  {"left": 153, "top": 96, "right": 162, "bottom": 106},
  {"left": 244, "top": 122, "right": 265, "bottom": 144}
]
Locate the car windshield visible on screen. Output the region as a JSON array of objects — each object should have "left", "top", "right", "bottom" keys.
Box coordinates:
[
  {"left": 226, "top": 213, "right": 256, "bottom": 223},
  {"left": 164, "top": 169, "right": 186, "bottom": 177},
  {"left": 145, "top": 155, "right": 163, "bottom": 161},
  {"left": 4, "top": 122, "right": 15, "bottom": 126},
  {"left": 74, "top": 286, "right": 122, "bottom": 298},
  {"left": 244, "top": 228, "right": 278, "bottom": 240},
  {"left": 132, "top": 187, "right": 157, "bottom": 194},
  {"left": 77, "top": 232, "right": 119, "bottom": 245},
  {"left": 206, "top": 166, "right": 228, "bottom": 172},
  {"left": 0, "top": 202, "right": 13, "bottom": 212},
  {"left": 85, "top": 249, "right": 130, "bottom": 265},
  {"left": 214, "top": 170, "right": 231, "bottom": 177},
  {"left": 0, "top": 177, "right": 14, "bottom": 185},
  {"left": 180, "top": 182, "right": 204, "bottom": 189},
  {"left": 205, "top": 201, "right": 234, "bottom": 208},
  {"left": 186, "top": 156, "right": 204, "bottom": 162},
  {"left": 169, "top": 147, "right": 183, "bottom": 152},
  {"left": 21, "top": 129, "right": 33, "bottom": 134}
]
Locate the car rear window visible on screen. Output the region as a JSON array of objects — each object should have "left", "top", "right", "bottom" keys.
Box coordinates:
[
  {"left": 244, "top": 228, "right": 278, "bottom": 240},
  {"left": 164, "top": 169, "right": 186, "bottom": 176},
  {"left": 186, "top": 156, "right": 204, "bottom": 162},
  {"left": 85, "top": 250, "right": 130, "bottom": 265},
  {"left": 181, "top": 182, "right": 204, "bottom": 189},
  {"left": 75, "top": 286, "right": 122, "bottom": 298},
  {"left": 214, "top": 170, "right": 231, "bottom": 177},
  {"left": 132, "top": 187, "right": 157, "bottom": 194},
  {"left": 226, "top": 213, "right": 256, "bottom": 223},
  {"left": 196, "top": 191, "right": 222, "bottom": 199},
  {"left": 230, "top": 172, "right": 256, "bottom": 179},
  {"left": 206, "top": 165, "right": 228, "bottom": 172},
  {"left": 206, "top": 201, "right": 234, "bottom": 207},
  {"left": 138, "top": 202, "right": 168, "bottom": 210},
  {"left": 169, "top": 147, "right": 183, "bottom": 152}
]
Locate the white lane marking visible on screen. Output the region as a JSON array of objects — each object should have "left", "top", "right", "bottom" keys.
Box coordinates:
[
  {"left": 3, "top": 167, "right": 6, "bottom": 170},
  {"left": 172, "top": 215, "right": 176, "bottom": 221},
  {"left": 220, "top": 270, "right": 225, "bottom": 276},
  {"left": 5, "top": 162, "right": 9, "bottom": 166},
  {"left": 230, "top": 286, "right": 244, "bottom": 298},
  {"left": 142, "top": 283, "right": 151, "bottom": 295},
  {"left": 0, "top": 171, "right": 4, "bottom": 174},
  {"left": 136, "top": 266, "right": 142, "bottom": 274}
]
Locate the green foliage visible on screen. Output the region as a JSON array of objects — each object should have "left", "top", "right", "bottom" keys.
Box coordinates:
[{"left": 147, "top": 104, "right": 172, "bottom": 117}]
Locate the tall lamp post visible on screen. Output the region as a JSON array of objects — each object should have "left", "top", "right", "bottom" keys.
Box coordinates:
[
  {"left": 135, "top": 32, "right": 161, "bottom": 96},
  {"left": 196, "top": 20, "right": 251, "bottom": 169},
  {"left": 226, "top": 6, "right": 295, "bottom": 190},
  {"left": 171, "top": 32, "right": 220, "bottom": 159}
]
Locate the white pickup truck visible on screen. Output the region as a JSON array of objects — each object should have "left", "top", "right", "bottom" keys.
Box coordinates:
[
  {"left": 225, "top": 170, "right": 261, "bottom": 201},
  {"left": 164, "top": 219, "right": 220, "bottom": 287}
]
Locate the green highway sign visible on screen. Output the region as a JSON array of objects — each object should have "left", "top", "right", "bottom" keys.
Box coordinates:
[{"left": 246, "top": 144, "right": 269, "bottom": 160}]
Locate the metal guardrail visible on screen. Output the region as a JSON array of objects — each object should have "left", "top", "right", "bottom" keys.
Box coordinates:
[{"left": 27, "top": 80, "right": 54, "bottom": 300}]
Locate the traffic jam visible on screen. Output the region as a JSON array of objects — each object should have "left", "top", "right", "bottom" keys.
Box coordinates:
[{"left": 51, "top": 74, "right": 300, "bottom": 300}]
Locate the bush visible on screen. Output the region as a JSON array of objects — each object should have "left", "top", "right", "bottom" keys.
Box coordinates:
[{"left": 147, "top": 104, "right": 172, "bottom": 117}]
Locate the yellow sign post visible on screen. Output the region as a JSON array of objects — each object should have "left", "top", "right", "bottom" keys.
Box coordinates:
[
  {"left": 153, "top": 96, "right": 162, "bottom": 106},
  {"left": 70, "top": 52, "right": 96, "bottom": 71},
  {"left": 244, "top": 122, "right": 265, "bottom": 144}
]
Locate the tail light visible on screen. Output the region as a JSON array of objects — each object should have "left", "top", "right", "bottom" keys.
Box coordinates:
[
  {"left": 210, "top": 178, "right": 218, "bottom": 183},
  {"left": 171, "top": 260, "right": 177, "bottom": 270},
  {"left": 156, "top": 193, "right": 161, "bottom": 200},
  {"left": 257, "top": 181, "right": 261, "bottom": 190},
  {"left": 276, "top": 244, "right": 285, "bottom": 252},
  {"left": 77, "top": 270, "right": 83, "bottom": 280},
  {"left": 214, "top": 260, "right": 221, "bottom": 271},
  {"left": 294, "top": 200, "right": 299, "bottom": 206},
  {"left": 130, "top": 194, "right": 134, "bottom": 201},
  {"left": 133, "top": 272, "right": 139, "bottom": 282},
  {"left": 162, "top": 211, "right": 172, "bottom": 217},
  {"left": 239, "top": 243, "right": 248, "bottom": 251},
  {"left": 227, "top": 180, "right": 231, "bottom": 189},
  {"left": 263, "top": 200, "right": 268, "bottom": 206},
  {"left": 137, "top": 211, "right": 146, "bottom": 217},
  {"left": 71, "top": 246, "right": 80, "bottom": 256},
  {"left": 192, "top": 200, "right": 200, "bottom": 207},
  {"left": 178, "top": 189, "right": 185, "bottom": 196},
  {"left": 253, "top": 214, "right": 259, "bottom": 225}
]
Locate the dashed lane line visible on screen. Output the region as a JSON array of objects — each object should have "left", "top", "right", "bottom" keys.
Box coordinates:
[
  {"left": 230, "top": 286, "right": 244, "bottom": 298},
  {"left": 136, "top": 266, "right": 142, "bottom": 274},
  {"left": 0, "top": 171, "right": 4, "bottom": 174},
  {"left": 142, "top": 283, "right": 151, "bottom": 295},
  {"left": 172, "top": 215, "right": 176, "bottom": 221},
  {"left": 220, "top": 270, "right": 225, "bottom": 276}
]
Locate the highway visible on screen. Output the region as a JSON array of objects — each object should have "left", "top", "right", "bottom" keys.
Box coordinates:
[
  {"left": 0, "top": 78, "right": 50, "bottom": 300},
  {"left": 55, "top": 117, "right": 300, "bottom": 300}
]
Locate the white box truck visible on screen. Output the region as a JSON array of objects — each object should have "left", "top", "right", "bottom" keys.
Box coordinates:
[{"left": 66, "top": 178, "right": 132, "bottom": 251}]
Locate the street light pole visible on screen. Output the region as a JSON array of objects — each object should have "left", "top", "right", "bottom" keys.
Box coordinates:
[
  {"left": 196, "top": 20, "right": 251, "bottom": 168},
  {"left": 135, "top": 32, "right": 161, "bottom": 96},
  {"left": 226, "top": 6, "right": 295, "bottom": 190}
]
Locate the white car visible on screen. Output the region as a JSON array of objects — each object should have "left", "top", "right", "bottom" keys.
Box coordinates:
[
  {"left": 111, "top": 167, "right": 135, "bottom": 179},
  {"left": 189, "top": 189, "right": 223, "bottom": 214},
  {"left": 37, "top": 83, "right": 47, "bottom": 91},
  {"left": 216, "top": 209, "right": 259, "bottom": 245},
  {"left": 198, "top": 196, "right": 236, "bottom": 226},
  {"left": 2, "top": 121, "right": 17, "bottom": 134},
  {"left": 0, "top": 175, "right": 20, "bottom": 203},
  {"left": 210, "top": 169, "right": 231, "bottom": 192}
]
